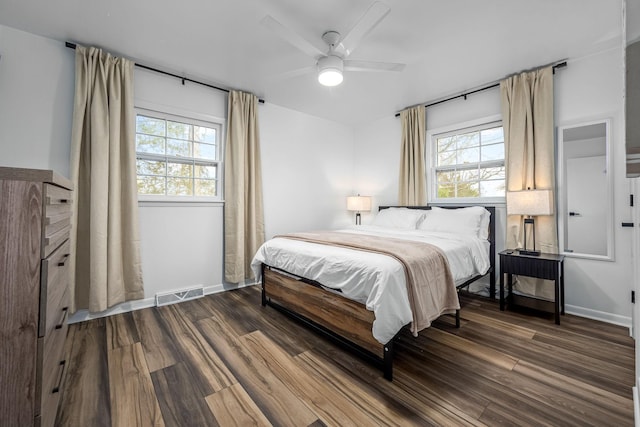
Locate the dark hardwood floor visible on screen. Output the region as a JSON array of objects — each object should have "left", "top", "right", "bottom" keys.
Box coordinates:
[{"left": 56, "top": 286, "right": 635, "bottom": 426}]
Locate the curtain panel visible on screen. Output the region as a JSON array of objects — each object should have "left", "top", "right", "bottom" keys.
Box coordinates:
[
  {"left": 69, "top": 46, "right": 144, "bottom": 313},
  {"left": 501, "top": 66, "right": 557, "bottom": 298},
  {"left": 398, "top": 105, "right": 427, "bottom": 205},
  {"left": 224, "top": 91, "right": 265, "bottom": 283}
]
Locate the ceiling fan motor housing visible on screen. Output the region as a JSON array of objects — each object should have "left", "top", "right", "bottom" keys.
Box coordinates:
[{"left": 322, "top": 31, "right": 342, "bottom": 49}]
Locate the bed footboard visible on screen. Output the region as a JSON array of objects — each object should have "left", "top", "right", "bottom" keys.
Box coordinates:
[{"left": 261, "top": 264, "right": 395, "bottom": 380}]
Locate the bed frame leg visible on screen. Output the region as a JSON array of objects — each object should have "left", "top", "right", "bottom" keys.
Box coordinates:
[
  {"left": 455, "top": 309, "right": 460, "bottom": 328},
  {"left": 383, "top": 341, "right": 394, "bottom": 381},
  {"left": 261, "top": 264, "right": 267, "bottom": 307}
]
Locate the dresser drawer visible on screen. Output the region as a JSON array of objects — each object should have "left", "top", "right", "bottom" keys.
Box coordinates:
[
  {"left": 39, "top": 239, "right": 70, "bottom": 338},
  {"left": 36, "top": 312, "right": 68, "bottom": 427},
  {"left": 42, "top": 184, "right": 71, "bottom": 258}
]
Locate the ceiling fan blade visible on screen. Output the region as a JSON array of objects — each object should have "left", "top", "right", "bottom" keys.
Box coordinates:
[
  {"left": 261, "top": 15, "right": 325, "bottom": 58},
  {"left": 340, "top": 1, "right": 390, "bottom": 56},
  {"left": 272, "top": 66, "right": 316, "bottom": 80},
  {"left": 344, "top": 60, "right": 405, "bottom": 72}
]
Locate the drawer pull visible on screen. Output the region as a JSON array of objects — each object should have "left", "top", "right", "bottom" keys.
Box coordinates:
[
  {"left": 55, "top": 307, "right": 69, "bottom": 329},
  {"left": 58, "top": 253, "right": 70, "bottom": 267},
  {"left": 59, "top": 198, "right": 69, "bottom": 204},
  {"left": 52, "top": 360, "right": 66, "bottom": 393}
]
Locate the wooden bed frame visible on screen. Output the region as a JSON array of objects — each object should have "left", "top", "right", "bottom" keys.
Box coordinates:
[{"left": 260, "top": 205, "right": 496, "bottom": 380}]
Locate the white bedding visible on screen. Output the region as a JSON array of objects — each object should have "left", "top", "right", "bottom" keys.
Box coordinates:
[{"left": 250, "top": 225, "right": 490, "bottom": 344}]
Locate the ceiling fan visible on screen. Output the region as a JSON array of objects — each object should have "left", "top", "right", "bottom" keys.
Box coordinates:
[{"left": 261, "top": 1, "right": 406, "bottom": 87}]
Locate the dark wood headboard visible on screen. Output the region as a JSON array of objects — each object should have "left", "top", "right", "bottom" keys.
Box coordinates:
[{"left": 378, "top": 205, "right": 497, "bottom": 298}]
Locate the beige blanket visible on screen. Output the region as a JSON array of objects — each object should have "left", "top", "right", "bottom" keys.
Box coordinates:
[{"left": 275, "top": 231, "right": 459, "bottom": 336}]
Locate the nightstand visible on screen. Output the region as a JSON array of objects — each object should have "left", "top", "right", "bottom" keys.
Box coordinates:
[{"left": 499, "top": 250, "right": 565, "bottom": 324}]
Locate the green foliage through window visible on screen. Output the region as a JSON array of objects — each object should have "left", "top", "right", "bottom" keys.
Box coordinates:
[
  {"left": 135, "top": 113, "right": 220, "bottom": 198},
  {"left": 433, "top": 123, "right": 505, "bottom": 199}
]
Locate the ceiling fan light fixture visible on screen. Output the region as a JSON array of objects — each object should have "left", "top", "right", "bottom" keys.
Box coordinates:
[{"left": 317, "top": 55, "right": 344, "bottom": 86}]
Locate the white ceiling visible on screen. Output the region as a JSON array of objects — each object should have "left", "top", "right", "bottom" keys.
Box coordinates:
[{"left": 0, "top": 0, "right": 625, "bottom": 125}]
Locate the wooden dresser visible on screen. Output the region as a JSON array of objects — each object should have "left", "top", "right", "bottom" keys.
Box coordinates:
[{"left": 0, "top": 167, "right": 73, "bottom": 427}]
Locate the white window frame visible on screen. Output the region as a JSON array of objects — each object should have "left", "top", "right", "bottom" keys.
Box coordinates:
[
  {"left": 135, "top": 106, "right": 225, "bottom": 203},
  {"left": 427, "top": 114, "right": 506, "bottom": 205}
]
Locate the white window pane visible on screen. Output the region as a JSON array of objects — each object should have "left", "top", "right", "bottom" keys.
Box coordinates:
[
  {"left": 167, "top": 162, "right": 193, "bottom": 177},
  {"left": 137, "top": 116, "right": 165, "bottom": 136},
  {"left": 481, "top": 127, "right": 504, "bottom": 144},
  {"left": 481, "top": 143, "right": 504, "bottom": 162},
  {"left": 456, "top": 182, "right": 479, "bottom": 198},
  {"left": 167, "top": 178, "right": 193, "bottom": 196},
  {"left": 137, "top": 176, "right": 165, "bottom": 195},
  {"left": 136, "top": 135, "right": 165, "bottom": 154},
  {"left": 137, "top": 159, "right": 166, "bottom": 176},
  {"left": 454, "top": 132, "right": 479, "bottom": 149},
  {"left": 437, "top": 136, "right": 453, "bottom": 152},
  {"left": 167, "top": 121, "right": 191, "bottom": 140},
  {"left": 436, "top": 170, "right": 454, "bottom": 184},
  {"left": 437, "top": 183, "right": 456, "bottom": 198},
  {"left": 194, "top": 126, "right": 216, "bottom": 143},
  {"left": 457, "top": 147, "right": 480, "bottom": 164},
  {"left": 480, "top": 180, "right": 506, "bottom": 197},
  {"left": 194, "top": 142, "right": 216, "bottom": 160},
  {"left": 195, "top": 179, "right": 217, "bottom": 196},
  {"left": 195, "top": 164, "right": 216, "bottom": 179},
  {"left": 480, "top": 166, "right": 505, "bottom": 181},
  {"left": 437, "top": 150, "right": 457, "bottom": 166},
  {"left": 167, "top": 139, "right": 192, "bottom": 157}
]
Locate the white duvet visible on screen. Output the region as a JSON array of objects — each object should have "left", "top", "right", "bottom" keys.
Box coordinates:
[{"left": 250, "top": 225, "right": 490, "bottom": 344}]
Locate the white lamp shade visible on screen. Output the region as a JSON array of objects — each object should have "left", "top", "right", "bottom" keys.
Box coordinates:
[
  {"left": 507, "top": 189, "right": 553, "bottom": 216},
  {"left": 317, "top": 55, "right": 344, "bottom": 87},
  {"left": 347, "top": 196, "right": 371, "bottom": 212}
]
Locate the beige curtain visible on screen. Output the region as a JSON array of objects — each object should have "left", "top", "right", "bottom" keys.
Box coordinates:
[
  {"left": 501, "top": 66, "right": 557, "bottom": 298},
  {"left": 399, "top": 105, "right": 427, "bottom": 205},
  {"left": 224, "top": 91, "right": 265, "bottom": 283},
  {"left": 69, "top": 46, "right": 144, "bottom": 313}
]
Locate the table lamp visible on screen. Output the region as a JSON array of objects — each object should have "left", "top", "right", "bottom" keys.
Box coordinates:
[
  {"left": 506, "top": 188, "right": 553, "bottom": 256},
  {"left": 347, "top": 195, "right": 371, "bottom": 225}
]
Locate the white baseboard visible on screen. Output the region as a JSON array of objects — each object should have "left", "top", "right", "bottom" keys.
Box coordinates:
[
  {"left": 565, "top": 304, "right": 632, "bottom": 329},
  {"left": 68, "top": 281, "right": 258, "bottom": 324},
  {"left": 634, "top": 385, "right": 639, "bottom": 427}
]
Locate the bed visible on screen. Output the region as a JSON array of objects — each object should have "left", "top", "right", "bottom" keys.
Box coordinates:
[{"left": 251, "top": 205, "right": 496, "bottom": 380}]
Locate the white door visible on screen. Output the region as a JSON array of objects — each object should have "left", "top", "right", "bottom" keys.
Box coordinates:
[{"left": 566, "top": 155, "right": 608, "bottom": 256}]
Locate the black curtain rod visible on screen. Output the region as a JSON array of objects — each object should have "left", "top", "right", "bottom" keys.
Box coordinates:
[
  {"left": 394, "top": 61, "right": 567, "bottom": 117},
  {"left": 65, "top": 42, "right": 265, "bottom": 104}
]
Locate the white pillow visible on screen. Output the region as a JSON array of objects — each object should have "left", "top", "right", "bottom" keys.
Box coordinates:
[
  {"left": 418, "top": 206, "right": 490, "bottom": 239},
  {"left": 371, "top": 208, "right": 426, "bottom": 229}
]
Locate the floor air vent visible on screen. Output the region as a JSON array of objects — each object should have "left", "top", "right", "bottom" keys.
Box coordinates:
[{"left": 155, "top": 286, "right": 204, "bottom": 307}]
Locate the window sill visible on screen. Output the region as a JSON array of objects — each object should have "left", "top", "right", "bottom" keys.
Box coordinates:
[
  {"left": 138, "top": 198, "right": 224, "bottom": 207},
  {"left": 429, "top": 197, "right": 506, "bottom": 206}
]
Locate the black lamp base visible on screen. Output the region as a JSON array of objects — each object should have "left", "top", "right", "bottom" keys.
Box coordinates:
[{"left": 518, "top": 249, "right": 541, "bottom": 256}]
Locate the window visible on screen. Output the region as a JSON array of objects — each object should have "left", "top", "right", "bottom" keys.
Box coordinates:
[
  {"left": 431, "top": 121, "right": 505, "bottom": 200},
  {"left": 135, "top": 110, "right": 222, "bottom": 200}
]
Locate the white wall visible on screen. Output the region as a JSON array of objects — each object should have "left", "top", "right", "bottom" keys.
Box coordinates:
[
  {"left": 354, "top": 47, "right": 632, "bottom": 326},
  {"left": 555, "top": 47, "right": 632, "bottom": 325},
  {"left": 260, "top": 103, "right": 355, "bottom": 237},
  {"left": 0, "top": 25, "right": 74, "bottom": 176}
]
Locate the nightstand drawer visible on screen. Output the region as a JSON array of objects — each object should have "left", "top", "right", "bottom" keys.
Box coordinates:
[{"left": 500, "top": 255, "right": 560, "bottom": 280}]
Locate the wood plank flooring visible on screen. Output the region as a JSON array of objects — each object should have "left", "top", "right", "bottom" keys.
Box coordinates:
[{"left": 56, "top": 286, "right": 635, "bottom": 426}]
